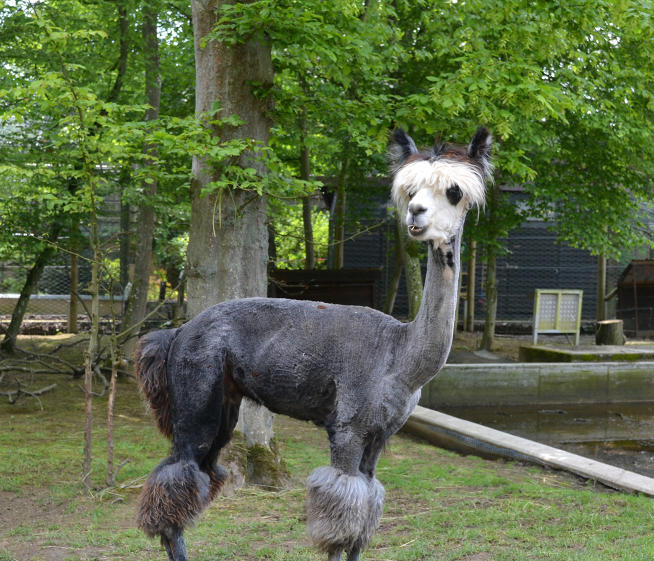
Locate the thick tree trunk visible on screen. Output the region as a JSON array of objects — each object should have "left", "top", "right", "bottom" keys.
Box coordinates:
[
  {"left": 189, "top": 0, "right": 287, "bottom": 489},
  {"left": 121, "top": 6, "right": 161, "bottom": 356}
]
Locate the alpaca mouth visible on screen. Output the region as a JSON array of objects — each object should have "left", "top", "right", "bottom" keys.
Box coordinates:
[{"left": 408, "top": 225, "right": 424, "bottom": 236}]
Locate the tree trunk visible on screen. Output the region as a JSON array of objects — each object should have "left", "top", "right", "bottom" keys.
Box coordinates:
[
  {"left": 596, "top": 319, "right": 625, "bottom": 345},
  {"left": 121, "top": 6, "right": 161, "bottom": 356},
  {"left": 395, "top": 214, "right": 422, "bottom": 320},
  {"left": 480, "top": 180, "right": 501, "bottom": 351},
  {"left": 299, "top": 108, "right": 315, "bottom": 270},
  {"left": 82, "top": 218, "right": 100, "bottom": 493},
  {"left": 0, "top": 224, "right": 60, "bottom": 354},
  {"left": 465, "top": 239, "right": 477, "bottom": 332},
  {"left": 106, "top": 334, "right": 119, "bottom": 487},
  {"left": 119, "top": 169, "right": 131, "bottom": 292},
  {"left": 383, "top": 219, "right": 403, "bottom": 315},
  {"left": 480, "top": 249, "right": 497, "bottom": 351},
  {"left": 332, "top": 158, "right": 349, "bottom": 269},
  {"left": 189, "top": 0, "right": 288, "bottom": 489},
  {"left": 597, "top": 253, "right": 607, "bottom": 322},
  {"left": 68, "top": 238, "right": 79, "bottom": 334}
]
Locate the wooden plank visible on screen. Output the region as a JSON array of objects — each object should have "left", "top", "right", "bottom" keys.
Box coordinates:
[{"left": 406, "top": 405, "right": 654, "bottom": 497}]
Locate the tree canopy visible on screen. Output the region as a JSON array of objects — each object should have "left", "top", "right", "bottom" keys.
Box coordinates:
[{"left": 1, "top": 0, "right": 652, "bottom": 305}]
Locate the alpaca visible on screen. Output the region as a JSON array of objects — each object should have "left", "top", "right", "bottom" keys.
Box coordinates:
[{"left": 135, "top": 127, "right": 492, "bottom": 561}]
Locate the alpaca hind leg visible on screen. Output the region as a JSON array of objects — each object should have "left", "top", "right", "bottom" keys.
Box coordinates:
[
  {"left": 137, "top": 457, "right": 210, "bottom": 560},
  {"left": 161, "top": 526, "right": 187, "bottom": 561},
  {"left": 138, "top": 385, "right": 228, "bottom": 559},
  {"left": 346, "top": 549, "right": 360, "bottom": 561},
  {"left": 201, "top": 398, "right": 241, "bottom": 499}
]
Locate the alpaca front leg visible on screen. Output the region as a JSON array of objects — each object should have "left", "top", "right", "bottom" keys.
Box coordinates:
[
  {"left": 306, "top": 431, "right": 384, "bottom": 560},
  {"left": 307, "top": 467, "right": 383, "bottom": 560}
]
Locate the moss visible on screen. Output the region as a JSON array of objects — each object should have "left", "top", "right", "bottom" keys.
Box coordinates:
[
  {"left": 246, "top": 437, "right": 290, "bottom": 489},
  {"left": 219, "top": 431, "right": 248, "bottom": 493},
  {"left": 220, "top": 432, "right": 291, "bottom": 491},
  {"left": 579, "top": 353, "right": 599, "bottom": 362},
  {"left": 518, "top": 345, "right": 572, "bottom": 363}
]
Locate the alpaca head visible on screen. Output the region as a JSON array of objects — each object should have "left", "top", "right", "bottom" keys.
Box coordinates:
[{"left": 389, "top": 127, "right": 492, "bottom": 245}]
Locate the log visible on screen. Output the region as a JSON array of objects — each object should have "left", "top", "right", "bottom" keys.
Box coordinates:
[{"left": 595, "top": 319, "right": 625, "bottom": 345}]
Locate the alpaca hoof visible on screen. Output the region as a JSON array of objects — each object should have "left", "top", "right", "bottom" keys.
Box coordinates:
[
  {"left": 328, "top": 550, "right": 342, "bottom": 561},
  {"left": 346, "top": 547, "right": 360, "bottom": 561},
  {"left": 162, "top": 529, "right": 187, "bottom": 561}
]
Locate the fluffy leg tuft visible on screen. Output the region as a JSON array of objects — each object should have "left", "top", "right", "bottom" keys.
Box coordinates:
[
  {"left": 137, "top": 458, "right": 210, "bottom": 539},
  {"left": 306, "top": 466, "right": 385, "bottom": 555}
]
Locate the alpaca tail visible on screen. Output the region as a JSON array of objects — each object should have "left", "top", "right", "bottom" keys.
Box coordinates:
[{"left": 135, "top": 328, "right": 179, "bottom": 439}]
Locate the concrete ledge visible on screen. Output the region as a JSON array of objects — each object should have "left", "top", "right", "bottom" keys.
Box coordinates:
[
  {"left": 519, "top": 344, "right": 654, "bottom": 362},
  {"left": 405, "top": 405, "right": 654, "bottom": 497},
  {"left": 420, "top": 362, "right": 654, "bottom": 409}
]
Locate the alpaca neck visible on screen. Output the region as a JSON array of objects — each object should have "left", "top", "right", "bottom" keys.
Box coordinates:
[{"left": 403, "top": 227, "right": 463, "bottom": 393}]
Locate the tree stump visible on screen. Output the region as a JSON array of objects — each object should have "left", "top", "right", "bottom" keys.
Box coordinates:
[{"left": 595, "top": 319, "right": 625, "bottom": 345}]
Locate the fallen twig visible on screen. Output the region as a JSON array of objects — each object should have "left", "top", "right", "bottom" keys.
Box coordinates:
[{"left": 0, "top": 382, "right": 57, "bottom": 409}]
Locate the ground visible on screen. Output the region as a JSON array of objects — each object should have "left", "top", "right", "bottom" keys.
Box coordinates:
[{"left": 1, "top": 334, "right": 653, "bottom": 561}]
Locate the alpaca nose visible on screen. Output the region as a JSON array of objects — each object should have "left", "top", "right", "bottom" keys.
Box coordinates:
[{"left": 408, "top": 202, "right": 427, "bottom": 217}]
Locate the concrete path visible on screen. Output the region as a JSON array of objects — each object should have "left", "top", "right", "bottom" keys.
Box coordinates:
[{"left": 405, "top": 405, "right": 654, "bottom": 497}]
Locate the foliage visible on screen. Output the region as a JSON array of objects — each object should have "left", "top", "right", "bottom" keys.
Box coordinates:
[
  {"left": 392, "top": 0, "right": 653, "bottom": 259},
  {"left": 272, "top": 204, "right": 330, "bottom": 269},
  {"left": 1, "top": 0, "right": 652, "bottom": 308}
]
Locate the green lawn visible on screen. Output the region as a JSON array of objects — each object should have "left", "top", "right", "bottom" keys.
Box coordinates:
[{"left": 1, "top": 337, "right": 653, "bottom": 561}]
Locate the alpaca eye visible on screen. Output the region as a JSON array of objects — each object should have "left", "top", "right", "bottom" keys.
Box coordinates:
[{"left": 446, "top": 184, "right": 462, "bottom": 206}]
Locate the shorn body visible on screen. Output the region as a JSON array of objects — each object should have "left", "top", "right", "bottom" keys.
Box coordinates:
[{"left": 135, "top": 127, "right": 492, "bottom": 561}]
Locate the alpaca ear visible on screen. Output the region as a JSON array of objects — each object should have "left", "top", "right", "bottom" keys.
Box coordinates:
[
  {"left": 389, "top": 129, "right": 418, "bottom": 170},
  {"left": 467, "top": 127, "right": 492, "bottom": 174},
  {"left": 468, "top": 127, "right": 492, "bottom": 159}
]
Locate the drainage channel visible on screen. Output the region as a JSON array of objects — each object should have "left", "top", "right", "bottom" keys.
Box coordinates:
[{"left": 404, "top": 405, "right": 654, "bottom": 497}]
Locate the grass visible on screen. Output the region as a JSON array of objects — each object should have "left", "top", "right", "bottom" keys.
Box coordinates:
[{"left": 1, "top": 335, "right": 653, "bottom": 561}]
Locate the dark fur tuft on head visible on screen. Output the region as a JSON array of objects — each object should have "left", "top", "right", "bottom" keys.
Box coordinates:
[
  {"left": 135, "top": 328, "right": 178, "bottom": 438},
  {"left": 467, "top": 126, "right": 493, "bottom": 178},
  {"left": 432, "top": 140, "right": 446, "bottom": 158},
  {"left": 388, "top": 129, "right": 418, "bottom": 171}
]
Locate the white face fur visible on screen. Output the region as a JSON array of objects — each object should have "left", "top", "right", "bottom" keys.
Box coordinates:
[
  {"left": 390, "top": 128, "right": 491, "bottom": 245},
  {"left": 392, "top": 158, "right": 486, "bottom": 245}
]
